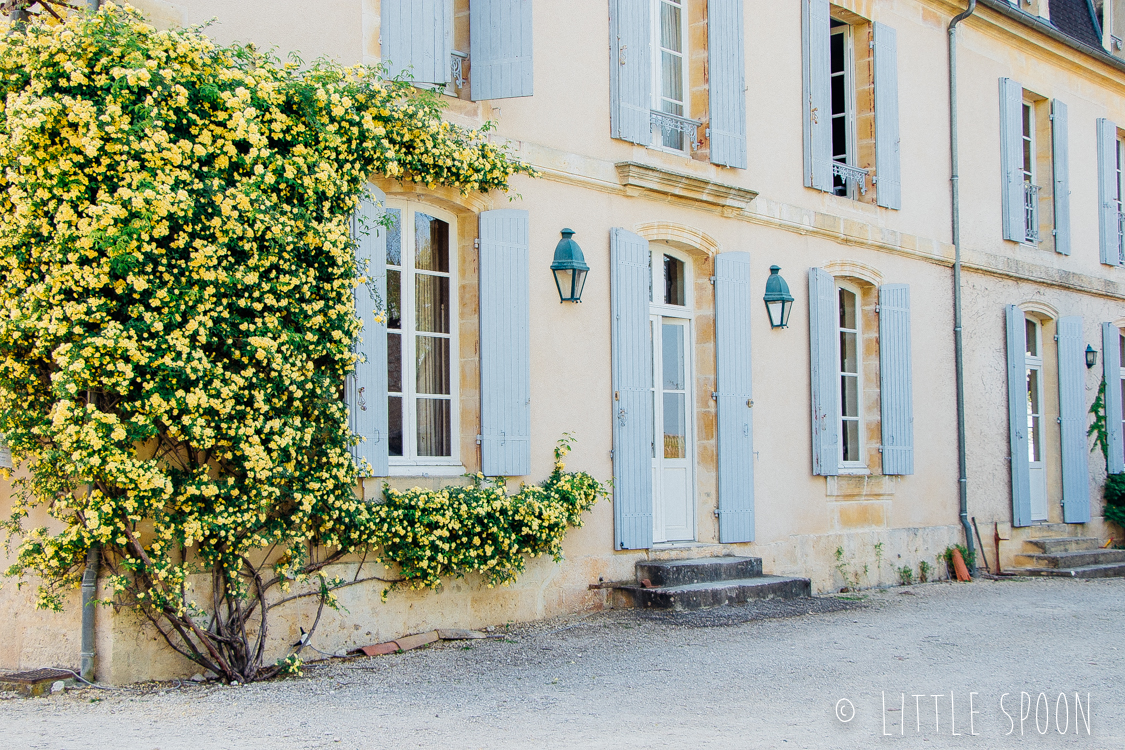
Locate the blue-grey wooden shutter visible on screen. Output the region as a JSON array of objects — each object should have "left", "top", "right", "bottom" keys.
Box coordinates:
[
  {"left": 707, "top": 0, "right": 747, "bottom": 169},
  {"left": 350, "top": 186, "right": 389, "bottom": 477},
  {"left": 1097, "top": 118, "right": 1120, "bottom": 266},
  {"left": 381, "top": 0, "right": 450, "bottom": 85},
  {"left": 1051, "top": 99, "right": 1071, "bottom": 255},
  {"left": 999, "top": 78, "right": 1024, "bottom": 242},
  {"left": 1103, "top": 322, "right": 1124, "bottom": 474},
  {"left": 802, "top": 0, "right": 832, "bottom": 191},
  {"left": 611, "top": 228, "right": 653, "bottom": 549},
  {"left": 809, "top": 267, "right": 839, "bottom": 476},
  {"left": 609, "top": 0, "right": 651, "bottom": 145},
  {"left": 470, "top": 0, "right": 533, "bottom": 101},
  {"left": 873, "top": 22, "right": 901, "bottom": 210},
  {"left": 714, "top": 252, "right": 754, "bottom": 542},
  {"left": 1057, "top": 316, "right": 1091, "bottom": 523},
  {"left": 879, "top": 284, "right": 913, "bottom": 475},
  {"left": 478, "top": 209, "right": 531, "bottom": 477},
  {"left": 0, "top": 435, "right": 11, "bottom": 469},
  {"left": 1005, "top": 305, "right": 1032, "bottom": 527}
]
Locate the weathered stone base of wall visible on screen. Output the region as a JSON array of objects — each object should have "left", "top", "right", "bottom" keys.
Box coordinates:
[{"left": 2, "top": 523, "right": 970, "bottom": 684}]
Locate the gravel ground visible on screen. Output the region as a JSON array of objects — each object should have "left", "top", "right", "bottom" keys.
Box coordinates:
[{"left": 2, "top": 576, "right": 1122, "bottom": 749}]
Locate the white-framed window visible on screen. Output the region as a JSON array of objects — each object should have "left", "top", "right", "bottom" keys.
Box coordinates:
[
  {"left": 1020, "top": 99, "right": 1041, "bottom": 244},
  {"left": 1116, "top": 136, "right": 1125, "bottom": 262},
  {"left": 385, "top": 201, "right": 460, "bottom": 470},
  {"left": 836, "top": 283, "right": 863, "bottom": 468},
  {"left": 1025, "top": 316, "right": 1048, "bottom": 521},
  {"left": 651, "top": 0, "right": 689, "bottom": 152},
  {"left": 830, "top": 20, "right": 857, "bottom": 197}
]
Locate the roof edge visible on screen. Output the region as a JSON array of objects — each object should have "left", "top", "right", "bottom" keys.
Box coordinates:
[{"left": 976, "top": 0, "right": 1125, "bottom": 76}]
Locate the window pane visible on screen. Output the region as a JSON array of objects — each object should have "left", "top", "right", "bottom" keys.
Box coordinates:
[
  {"left": 415, "top": 213, "right": 449, "bottom": 272},
  {"left": 1025, "top": 319, "right": 1037, "bottom": 357},
  {"left": 663, "top": 392, "right": 686, "bottom": 459},
  {"left": 387, "top": 332, "right": 402, "bottom": 393},
  {"left": 832, "top": 116, "right": 847, "bottom": 160},
  {"left": 662, "top": 323, "right": 685, "bottom": 390},
  {"left": 415, "top": 274, "right": 450, "bottom": 334},
  {"left": 386, "top": 208, "right": 402, "bottom": 266},
  {"left": 661, "top": 51, "right": 683, "bottom": 103},
  {"left": 386, "top": 269, "right": 401, "bottom": 330},
  {"left": 416, "top": 335, "right": 450, "bottom": 395},
  {"left": 831, "top": 70, "right": 846, "bottom": 115},
  {"left": 831, "top": 30, "right": 845, "bottom": 73},
  {"left": 841, "top": 374, "right": 859, "bottom": 419},
  {"left": 1027, "top": 368, "right": 1041, "bottom": 463},
  {"left": 1119, "top": 331, "right": 1123, "bottom": 364},
  {"left": 416, "top": 398, "right": 452, "bottom": 457},
  {"left": 840, "top": 331, "right": 858, "bottom": 375},
  {"left": 660, "top": 1, "right": 682, "bottom": 52},
  {"left": 389, "top": 396, "right": 403, "bottom": 457},
  {"left": 664, "top": 255, "right": 685, "bottom": 306},
  {"left": 838, "top": 288, "right": 856, "bottom": 330},
  {"left": 842, "top": 420, "right": 860, "bottom": 463}
]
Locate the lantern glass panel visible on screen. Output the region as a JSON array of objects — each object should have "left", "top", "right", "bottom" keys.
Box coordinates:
[
  {"left": 767, "top": 300, "right": 783, "bottom": 328},
  {"left": 573, "top": 268, "right": 588, "bottom": 301}
]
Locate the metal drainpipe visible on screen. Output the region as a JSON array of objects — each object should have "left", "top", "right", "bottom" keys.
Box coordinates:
[
  {"left": 80, "top": 544, "right": 100, "bottom": 682},
  {"left": 949, "top": 0, "right": 978, "bottom": 573}
]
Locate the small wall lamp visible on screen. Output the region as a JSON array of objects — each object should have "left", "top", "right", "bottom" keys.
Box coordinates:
[
  {"left": 763, "top": 265, "right": 794, "bottom": 329},
  {"left": 550, "top": 228, "right": 589, "bottom": 303},
  {"left": 1086, "top": 344, "right": 1098, "bottom": 369}
]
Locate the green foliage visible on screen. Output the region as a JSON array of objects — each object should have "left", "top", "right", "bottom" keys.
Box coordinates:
[
  {"left": 918, "top": 559, "right": 931, "bottom": 583},
  {"left": 897, "top": 565, "right": 914, "bottom": 586},
  {"left": 375, "top": 439, "right": 605, "bottom": 592},
  {"left": 1104, "top": 473, "right": 1125, "bottom": 507},
  {"left": 0, "top": 6, "right": 551, "bottom": 683},
  {"left": 1089, "top": 379, "right": 1108, "bottom": 464}
]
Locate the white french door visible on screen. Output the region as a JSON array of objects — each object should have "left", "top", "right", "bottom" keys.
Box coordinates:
[
  {"left": 652, "top": 315, "right": 695, "bottom": 542},
  {"left": 1025, "top": 318, "right": 1048, "bottom": 522}
]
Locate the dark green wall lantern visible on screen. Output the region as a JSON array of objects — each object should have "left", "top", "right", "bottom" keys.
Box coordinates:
[
  {"left": 763, "top": 265, "right": 794, "bottom": 329},
  {"left": 1086, "top": 344, "right": 1098, "bottom": 369},
  {"left": 551, "top": 228, "right": 589, "bottom": 303}
]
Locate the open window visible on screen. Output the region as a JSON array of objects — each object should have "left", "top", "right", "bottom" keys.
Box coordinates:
[{"left": 802, "top": 1, "right": 900, "bottom": 208}]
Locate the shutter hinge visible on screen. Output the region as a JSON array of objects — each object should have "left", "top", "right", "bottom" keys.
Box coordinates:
[
  {"left": 869, "top": 40, "right": 875, "bottom": 49},
  {"left": 1054, "top": 334, "right": 1059, "bottom": 341},
  {"left": 713, "top": 509, "right": 721, "bottom": 517},
  {"left": 614, "top": 390, "right": 620, "bottom": 401},
  {"left": 874, "top": 304, "right": 880, "bottom": 313},
  {"left": 1052, "top": 229, "right": 1058, "bottom": 236},
  {"left": 709, "top": 276, "right": 716, "bottom": 285},
  {"left": 711, "top": 391, "right": 718, "bottom": 401},
  {"left": 1057, "top": 417, "right": 1063, "bottom": 424},
  {"left": 476, "top": 434, "right": 483, "bottom": 445},
  {"left": 610, "top": 449, "right": 614, "bottom": 460},
  {"left": 705, "top": 127, "right": 711, "bottom": 138},
  {"left": 474, "top": 238, "right": 480, "bottom": 250}
]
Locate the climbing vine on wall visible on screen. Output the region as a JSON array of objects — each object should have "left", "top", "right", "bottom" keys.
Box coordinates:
[{"left": 0, "top": 5, "right": 585, "bottom": 684}]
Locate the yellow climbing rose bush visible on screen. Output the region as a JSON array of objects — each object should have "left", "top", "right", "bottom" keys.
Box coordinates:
[{"left": 0, "top": 5, "right": 602, "bottom": 683}]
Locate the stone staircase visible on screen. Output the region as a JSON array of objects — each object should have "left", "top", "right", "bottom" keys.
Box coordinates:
[
  {"left": 609, "top": 556, "right": 811, "bottom": 610},
  {"left": 1010, "top": 535, "right": 1125, "bottom": 578}
]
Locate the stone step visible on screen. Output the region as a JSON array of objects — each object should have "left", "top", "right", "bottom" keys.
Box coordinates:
[
  {"left": 636, "top": 556, "right": 762, "bottom": 587},
  {"left": 1026, "top": 524, "right": 1073, "bottom": 539},
  {"left": 1024, "top": 537, "right": 1103, "bottom": 554},
  {"left": 613, "top": 575, "right": 811, "bottom": 611},
  {"left": 1015, "top": 549, "right": 1125, "bottom": 569},
  {"left": 1008, "top": 562, "right": 1125, "bottom": 579}
]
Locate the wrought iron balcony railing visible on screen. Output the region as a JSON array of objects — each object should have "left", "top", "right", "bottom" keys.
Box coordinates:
[
  {"left": 832, "top": 161, "right": 869, "bottom": 196},
  {"left": 649, "top": 109, "right": 702, "bottom": 148},
  {"left": 1023, "top": 182, "right": 1041, "bottom": 244}
]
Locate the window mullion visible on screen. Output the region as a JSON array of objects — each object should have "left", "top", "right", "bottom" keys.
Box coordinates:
[{"left": 403, "top": 207, "right": 417, "bottom": 462}]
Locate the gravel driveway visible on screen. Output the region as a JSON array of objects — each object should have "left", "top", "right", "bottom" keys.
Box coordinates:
[{"left": 2, "top": 577, "right": 1122, "bottom": 749}]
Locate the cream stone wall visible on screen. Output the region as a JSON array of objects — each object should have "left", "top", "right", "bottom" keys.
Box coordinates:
[{"left": 4, "top": 0, "right": 1125, "bottom": 682}]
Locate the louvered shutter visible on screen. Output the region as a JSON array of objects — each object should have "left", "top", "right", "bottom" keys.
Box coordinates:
[
  {"left": 1103, "top": 323, "right": 1124, "bottom": 474},
  {"left": 809, "top": 268, "right": 839, "bottom": 476},
  {"left": 470, "top": 0, "right": 533, "bottom": 100},
  {"left": 802, "top": 0, "right": 832, "bottom": 191},
  {"left": 350, "top": 186, "right": 389, "bottom": 477},
  {"left": 1097, "top": 118, "right": 1120, "bottom": 266},
  {"left": 381, "top": 0, "right": 451, "bottom": 85},
  {"left": 1051, "top": 99, "right": 1071, "bottom": 255},
  {"left": 714, "top": 252, "right": 754, "bottom": 542},
  {"left": 879, "top": 284, "right": 913, "bottom": 475},
  {"left": 478, "top": 209, "right": 531, "bottom": 476},
  {"left": 873, "top": 22, "right": 901, "bottom": 210},
  {"left": 611, "top": 228, "right": 653, "bottom": 550},
  {"left": 0, "top": 436, "right": 11, "bottom": 469},
  {"left": 707, "top": 0, "right": 747, "bottom": 169},
  {"left": 999, "top": 78, "right": 1024, "bottom": 241},
  {"left": 1005, "top": 305, "right": 1032, "bottom": 527},
  {"left": 609, "top": 0, "right": 652, "bottom": 145},
  {"left": 1057, "top": 317, "right": 1091, "bottom": 523}
]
